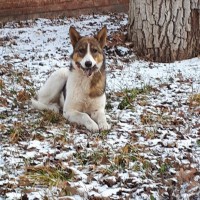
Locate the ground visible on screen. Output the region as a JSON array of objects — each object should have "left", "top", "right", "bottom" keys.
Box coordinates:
[{"left": 0, "top": 13, "right": 200, "bottom": 200}]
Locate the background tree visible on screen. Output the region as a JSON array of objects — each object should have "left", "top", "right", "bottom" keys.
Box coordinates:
[{"left": 128, "top": 0, "right": 200, "bottom": 62}]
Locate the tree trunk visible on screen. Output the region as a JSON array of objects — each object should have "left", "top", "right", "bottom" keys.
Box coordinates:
[{"left": 128, "top": 0, "right": 200, "bottom": 62}]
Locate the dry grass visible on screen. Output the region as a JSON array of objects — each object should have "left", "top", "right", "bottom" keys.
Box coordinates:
[
  {"left": 189, "top": 93, "right": 200, "bottom": 106},
  {"left": 23, "top": 165, "right": 74, "bottom": 187},
  {"left": 39, "top": 110, "right": 65, "bottom": 126},
  {"left": 8, "top": 122, "right": 28, "bottom": 143},
  {"left": 0, "top": 79, "right": 4, "bottom": 89}
]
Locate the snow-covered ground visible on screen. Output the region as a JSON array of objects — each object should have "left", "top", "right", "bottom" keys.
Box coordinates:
[{"left": 0, "top": 13, "right": 200, "bottom": 200}]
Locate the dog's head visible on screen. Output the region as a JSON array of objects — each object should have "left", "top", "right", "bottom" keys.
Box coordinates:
[{"left": 69, "top": 26, "right": 107, "bottom": 76}]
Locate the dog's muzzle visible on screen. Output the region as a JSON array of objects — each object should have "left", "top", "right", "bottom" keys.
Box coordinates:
[{"left": 76, "top": 62, "right": 98, "bottom": 76}]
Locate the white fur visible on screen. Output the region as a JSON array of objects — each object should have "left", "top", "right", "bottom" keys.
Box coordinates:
[
  {"left": 31, "top": 63, "right": 110, "bottom": 132},
  {"left": 31, "top": 68, "right": 68, "bottom": 112}
]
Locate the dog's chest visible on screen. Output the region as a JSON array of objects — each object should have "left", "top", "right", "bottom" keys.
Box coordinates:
[{"left": 66, "top": 72, "right": 93, "bottom": 109}]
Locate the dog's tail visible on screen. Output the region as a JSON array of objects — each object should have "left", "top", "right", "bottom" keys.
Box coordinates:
[{"left": 31, "top": 98, "right": 60, "bottom": 113}]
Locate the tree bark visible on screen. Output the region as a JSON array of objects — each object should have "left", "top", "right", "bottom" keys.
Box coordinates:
[{"left": 128, "top": 0, "right": 200, "bottom": 62}]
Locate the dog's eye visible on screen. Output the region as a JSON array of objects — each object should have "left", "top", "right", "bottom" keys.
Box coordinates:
[
  {"left": 78, "top": 49, "right": 85, "bottom": 54},
  {"left": 91, "top": 48, "right": 98, "bottom": 54}
]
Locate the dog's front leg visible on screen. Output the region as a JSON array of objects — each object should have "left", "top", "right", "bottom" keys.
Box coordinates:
[
  {"left": 91, "top": 109, "right": 111, "bottom": 131},
  {"left": 63, "top": 110, "right": 99, "bottom": 132}
]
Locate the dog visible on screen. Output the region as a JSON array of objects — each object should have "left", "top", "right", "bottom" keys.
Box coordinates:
[{"left": 31, "top": 26, "right": 111, "bottom": 132}]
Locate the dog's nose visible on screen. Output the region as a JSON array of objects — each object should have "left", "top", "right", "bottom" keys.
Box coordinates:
[{"left": 85, "top": 61, "right": 92, "bottom": 68}]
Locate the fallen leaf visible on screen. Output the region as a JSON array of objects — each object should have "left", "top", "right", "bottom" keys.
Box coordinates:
[{"left": 176, "top": 168, "right": 197, "bottom": 184}]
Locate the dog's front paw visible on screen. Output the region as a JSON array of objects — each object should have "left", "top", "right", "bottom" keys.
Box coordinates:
[
  {"left": 85, "top": 121, "right": 99, "bottom": 132},
  {"left": 98, "top": 121, "right": 111, "bottom": 131}
]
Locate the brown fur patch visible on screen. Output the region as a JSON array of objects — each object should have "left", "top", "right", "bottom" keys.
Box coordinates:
[
  {"left": 93, "top": 53, "right": 104, "bottom": 65},
  {"left": 89, "top": 65, "right": 106, "bottom": 98},
  {"left": 72, "top": 52, "right": 83, "bottom": 64}
]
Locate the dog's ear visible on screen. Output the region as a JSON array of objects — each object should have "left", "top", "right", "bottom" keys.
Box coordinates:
[
  {"left": 95, "top": 26, "right": 107, "bottom": 48},
  {"left": 69, "top": 26, "right": 81, "bottom": 48}
]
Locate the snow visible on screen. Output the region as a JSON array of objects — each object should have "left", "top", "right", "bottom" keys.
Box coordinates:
[
  {"left": 55, "top": 151, "right": 76, "bottom": 160},
  {"left": 108, "top": 58, "right": 200, "bottom": 92},
  {"left": 5, "top": 193, "right": 21, "bottom": 200},
  {"left": 0, "top": 13, "right": 200, "bottom": 200}
]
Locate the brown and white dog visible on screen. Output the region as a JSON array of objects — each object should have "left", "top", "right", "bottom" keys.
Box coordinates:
[{"left": 31, "top": 26, "right": 111, "bottom": 132}]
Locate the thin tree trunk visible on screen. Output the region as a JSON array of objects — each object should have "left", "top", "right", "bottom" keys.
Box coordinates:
[{"left": 128, "top": 0, "right": 200, "bottom": 62}]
